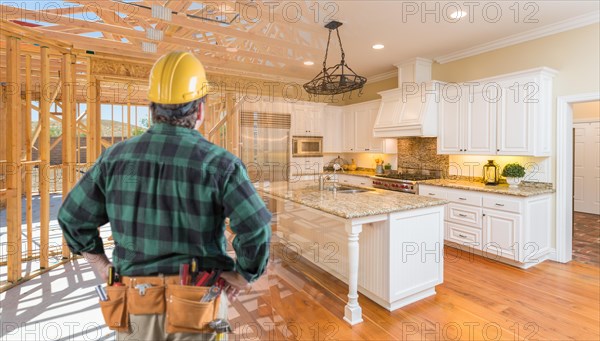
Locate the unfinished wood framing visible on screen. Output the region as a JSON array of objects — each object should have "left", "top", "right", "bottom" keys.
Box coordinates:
[
  {"left": 86, "top": 58, "right": 99, "bottom": 163},
  {"left": 0, "top": 1, "right": 325, "bottom": 81},
  {"left": 39, "top": 47, "right": 51, "bottom": 269},
  {"left": 0, "top": 26, "right": 154, "bottom": 289},
  {"left": 24, "top": 54, "right": 33, "bottom": 258},
  {"left": 61, "top": 53, "right": 75, "bottom": 259},
  {"left": 6, "top": 35, "right": 23, "bottom": 283}
]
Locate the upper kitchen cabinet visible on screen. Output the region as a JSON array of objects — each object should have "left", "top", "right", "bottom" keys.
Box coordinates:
[
  {"left": 292, "top": 103, "right": 326, "bottom": 136},
  {"left": 438, "top": 85, "right": 496, "bottom": 155},
  {"left": 495, "top": 68, "right": 555, "bottom": 156},
  {"left": 343, "top": 100, "right": 396, "bottom": 153},
  {"left": 323, "top": 106, "right": 344, "bottom": 153},
  {"left": 437, "top": 67, "right": 556, "bottom": 156},
  {"left": 342, "top": 108, "right": 356, "bottom": 152}
]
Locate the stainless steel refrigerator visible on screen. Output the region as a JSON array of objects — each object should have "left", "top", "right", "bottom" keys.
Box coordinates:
[{"left": 240, "top": 111, "right": 290, "bottom": 183}]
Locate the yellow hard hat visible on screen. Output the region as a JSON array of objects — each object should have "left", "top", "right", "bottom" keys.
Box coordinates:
[{"left": 148, "top": 51, "right": 208, "bottom": 105}]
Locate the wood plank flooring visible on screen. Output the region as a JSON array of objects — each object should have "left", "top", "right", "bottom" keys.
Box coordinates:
[{"left": 227, "top": 245, "right": 600, "bottom": 340}]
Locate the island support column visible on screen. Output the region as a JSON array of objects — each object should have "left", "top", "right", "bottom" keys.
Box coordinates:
[{"left": 344, "top": 221, "right": 363, "bottom": 325}]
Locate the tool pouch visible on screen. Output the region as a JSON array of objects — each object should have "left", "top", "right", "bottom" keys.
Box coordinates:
[
  {"left": 165, "top": 284, "right": 221, "bottom": 334},
  {"left": 99, "top": 286, "right": 129, "bottom": 332},
  {"left": 126, "top": 276, "right": 166, "bottom": 315}
]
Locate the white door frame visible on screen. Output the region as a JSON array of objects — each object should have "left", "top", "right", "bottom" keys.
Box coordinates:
[{"left": 555, "top": 92, "right": 599, "bottom": 263}]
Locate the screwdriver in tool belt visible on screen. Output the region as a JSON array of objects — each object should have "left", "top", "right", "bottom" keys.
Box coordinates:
[
  {"left": 190, "top": 258, "right": 199, "bottom": 285},
  {"left": 107, "top": 266, "right": 115, "bottom": 286}
]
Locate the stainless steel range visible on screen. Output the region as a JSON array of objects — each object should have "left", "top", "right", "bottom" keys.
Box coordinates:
[{"left": 371, "top": 169, "right": 442, "bottom": 194}]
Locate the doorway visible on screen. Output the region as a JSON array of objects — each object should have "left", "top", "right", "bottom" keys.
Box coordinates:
[
  {"left": 572, "top": 101, "right": 600, "bottom": 266},
  {"left": 556, "top": 93, "right": 599, "bottom": 264}
]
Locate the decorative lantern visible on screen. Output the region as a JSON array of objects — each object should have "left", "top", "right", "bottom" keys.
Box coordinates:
[{"left": 483, "top": 160, "right": 499, "bottom": 186}]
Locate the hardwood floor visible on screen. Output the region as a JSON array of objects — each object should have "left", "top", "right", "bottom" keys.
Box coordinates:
[
  {"left": 227, "top": 245, "right": 600, "bottom": 340},
  {"left": 573, "top": 212, "right": 600, "bottom": 266}
]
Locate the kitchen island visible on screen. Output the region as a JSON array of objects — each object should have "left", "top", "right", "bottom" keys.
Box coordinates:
[{"left": 257, "top": 181, "right": 447, "bottom": 325}]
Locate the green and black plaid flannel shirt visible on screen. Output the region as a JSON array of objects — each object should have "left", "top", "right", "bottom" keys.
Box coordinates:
[{"left": 58, "top": 123, "right": 272, "bottom": 282}]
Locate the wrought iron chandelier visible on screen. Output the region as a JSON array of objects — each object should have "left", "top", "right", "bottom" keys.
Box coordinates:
[{"left": 303, "top": 21, "right": 367, "bottom": 96}]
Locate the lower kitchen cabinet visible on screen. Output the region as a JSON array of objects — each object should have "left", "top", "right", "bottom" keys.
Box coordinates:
[
  {"left": 419, "top": 184, "right": 553, "bottom": 268},
  {"left": 336, "top": 174, "right": 373, "bottom": 188},
  {"left": 446, "top": 222, "right": 481, "bottom": 247},
  {"left": 482, "top": 209, "right": 521, "bottom": 261}
]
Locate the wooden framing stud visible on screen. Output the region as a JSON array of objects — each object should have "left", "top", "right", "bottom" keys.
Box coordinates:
[
  {"left": 61, "top": 53, "right": 75, "bottom": 259},
  {"left": 24, "top": 53, "right": 33, "bottom": 259},
  {"left": 39, "top": 47, "right": 50, "bottom": 268},
  {"left": 6, "top": 35, "right": 23, "bottom": 283}
]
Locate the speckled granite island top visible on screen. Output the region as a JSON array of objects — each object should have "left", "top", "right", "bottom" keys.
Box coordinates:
[
  {"left": 256, "top": 181, "right": 447, "bottom": 219},
  {"left": 419, "top": 179, "right": 555, "bottom": 197}
]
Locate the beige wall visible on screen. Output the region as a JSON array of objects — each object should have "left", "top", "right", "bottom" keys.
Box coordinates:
[
  {"left": 573, "top": 100, "right": 600, "bottom": 121},
  {"left": 337, "top": 77, "right": 398, "bottom": 106},
  {"left": 432, "top": 24, "right": 600, "bottom": 97}
]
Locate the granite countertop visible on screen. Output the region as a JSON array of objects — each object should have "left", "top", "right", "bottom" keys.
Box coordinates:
[
  {"left": 256, "top": 181, "right": 447, "bottom": 219},
  {"left": 418, "top": 178, "right": 555, "bottom": 197}
]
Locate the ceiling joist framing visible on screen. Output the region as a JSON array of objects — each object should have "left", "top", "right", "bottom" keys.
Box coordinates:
[{"left": 1, "top": 1, "right": 325, "bottom": 80}]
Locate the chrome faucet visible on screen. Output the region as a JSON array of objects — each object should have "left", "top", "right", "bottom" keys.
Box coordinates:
[
  {"left": 319, "top": 174, "right": 332, "bottom": 190},
  {"left": 319, "top": 163, "right": 344, "bottom": 190}
]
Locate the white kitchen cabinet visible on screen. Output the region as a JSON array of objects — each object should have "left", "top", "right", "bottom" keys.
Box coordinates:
[
  {"left": 323, "top": 106, "right": 343, "bottom": 153},
  {"left": 437, "top": 85, "right": 496, "bottom": 154},
  {"left": 292, "top": 103, "right": 324, "bottom": 136},
  {"left": 418, "top": 184, "right": 552, "bottom": 268},
  {"left": 343, "top": 100, "right": 396, "bottom": 153},
  {"left": 354, "top": 103, "right": 383, "bottom": 152},
  {"left": 495, "top": 69, "right": 554, "bottom": 156},
  {"left": 342, "top": 109, "right": 356, "bottom": 152},
  {"left": 336, "top": 174, "right": 373, "bottom": 188},
  {"left": 446, "top": 222, "right": 482, "bottom": 249},
  {"left": 482, "top": 209, "right": 521, "bottom": 261},
  {"left": 437, "top": 67, "right": 556, "bottom": 156}
]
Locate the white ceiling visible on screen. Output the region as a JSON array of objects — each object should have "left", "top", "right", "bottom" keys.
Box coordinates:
[{"left": 302, "top": 1, "right": 600, "bottom": 79}]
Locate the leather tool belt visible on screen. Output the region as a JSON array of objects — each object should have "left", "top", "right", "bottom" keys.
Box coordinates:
[{"left": 99, "top": 275, "right": 221, "bottom": 334}]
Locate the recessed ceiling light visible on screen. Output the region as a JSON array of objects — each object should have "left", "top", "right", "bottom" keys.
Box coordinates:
[
  {"left": 450, "top": 11, "right": 467, "bottom": 19},
  {"left": 372, "top": 44, "right": 385, "bottom": 50},
  {"left": 303, "top": 61, "right": 314, "bottom": 66},
  {"left": 226, "top": 47, "right": 238, "bottom": 53}
]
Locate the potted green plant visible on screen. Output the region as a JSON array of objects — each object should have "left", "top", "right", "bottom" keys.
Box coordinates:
[{"left": 501, "top": 163, "right": 526, "bottom": 188}]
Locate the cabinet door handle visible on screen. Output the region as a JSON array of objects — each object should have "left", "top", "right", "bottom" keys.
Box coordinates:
[
  {"left": 458, "top": 213, "right": 467, "bottom": 217},
  {"left": 497, "top": 149, "right": 500, "bottom": 152},
  {"left": 458, "top": 234, "right": 467, "bottom": 238},
  {"left": 495, "top": 203, "right": 505, "bottom": 207},
  {"left": 458, "top": 197, "right": 467, "bottom": 200},
  {"left": 428, "top": 193, "right": 436, "bottom": 196}
]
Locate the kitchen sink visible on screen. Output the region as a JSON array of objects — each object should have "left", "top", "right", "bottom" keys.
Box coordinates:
[{"left": 326, "top": 186, "right": 373, "bottom": 193}]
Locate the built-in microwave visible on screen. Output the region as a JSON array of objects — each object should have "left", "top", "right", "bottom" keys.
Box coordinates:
[{"left": 292, "top": 136, "right": 323, "bottom": 157}]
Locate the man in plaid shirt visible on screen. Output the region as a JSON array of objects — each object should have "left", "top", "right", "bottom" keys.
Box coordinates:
[{"left": 58, "top": 52, "right": 271, "bottom": 340}]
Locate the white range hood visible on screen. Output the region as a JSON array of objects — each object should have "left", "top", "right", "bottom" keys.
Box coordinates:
[{"left": 373, "top": 58, "right": 441, "bottom": 138}]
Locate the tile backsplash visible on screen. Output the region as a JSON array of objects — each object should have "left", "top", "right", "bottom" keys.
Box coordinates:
[{"left": 397, "top": 137, "right": 449, "bottom": 172}]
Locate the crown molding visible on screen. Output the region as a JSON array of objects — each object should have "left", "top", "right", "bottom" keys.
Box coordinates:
[
  {"left": 434, "top": 12, "right": 600, "bottom": 64},
  {"left": 368, "top": 69, "right": 398, "bottom": 83}
]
